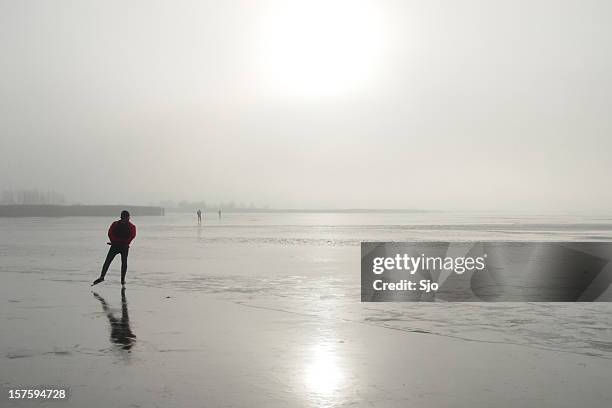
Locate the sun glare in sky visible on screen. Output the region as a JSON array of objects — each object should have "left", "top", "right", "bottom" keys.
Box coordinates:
[{"left": 256, "top": 0, "right": 388, "bottom": 99}]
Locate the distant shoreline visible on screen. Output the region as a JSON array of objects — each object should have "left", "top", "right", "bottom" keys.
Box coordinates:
[
  {"left": 0, "top": 205, "right": 433, "bottom": 217},
  {"left": 0, "top": 205, "right": 164, "bottom": 217}
]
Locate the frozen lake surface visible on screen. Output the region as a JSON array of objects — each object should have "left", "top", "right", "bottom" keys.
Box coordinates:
[{"left": 2, "top": 211, "right": 612, "bottom": 359}]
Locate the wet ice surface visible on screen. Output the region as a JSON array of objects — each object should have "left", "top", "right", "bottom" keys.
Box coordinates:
[{"left": 2, "top": 211, "right": 612, "bottom": 361}]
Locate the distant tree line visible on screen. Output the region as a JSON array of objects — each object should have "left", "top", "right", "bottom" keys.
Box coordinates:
[{"left": 1, "top": 189, "right": 66, "bottom": 205}]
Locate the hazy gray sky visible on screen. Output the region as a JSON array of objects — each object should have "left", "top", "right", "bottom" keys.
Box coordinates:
[{"left": 1, "top": 0, "right": 611, "bottom": 210}]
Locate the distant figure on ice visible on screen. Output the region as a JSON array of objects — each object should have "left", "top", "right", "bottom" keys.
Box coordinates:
[
  {"left": 218, "top": 209, "right": 221, "bottom": 219},
  {"left": 197, "top": 209, "right": 202, "bottom": 224},
  {"left": 92, "top": 210, "right": 137, "bottom": 287}
]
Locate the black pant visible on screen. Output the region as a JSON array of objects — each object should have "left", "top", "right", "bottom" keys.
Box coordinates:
[{"left": 100, "top": 245, "right": 129, "bottom": 282}]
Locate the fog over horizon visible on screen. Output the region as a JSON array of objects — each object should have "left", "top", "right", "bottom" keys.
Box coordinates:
[{"left": 1, "top": 1, "right": 611, "bottom": 212}]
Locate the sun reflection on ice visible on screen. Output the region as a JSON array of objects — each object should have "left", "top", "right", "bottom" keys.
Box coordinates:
[{"left": 304, "top": 341, "right": 344, "bottom": 396}]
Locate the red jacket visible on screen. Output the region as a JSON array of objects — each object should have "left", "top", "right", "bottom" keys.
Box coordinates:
[{"left": 108, "top": 220, "right": 137, "bottom": 247}]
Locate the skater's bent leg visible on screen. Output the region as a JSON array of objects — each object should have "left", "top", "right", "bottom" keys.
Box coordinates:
[{"left": 100, "top": 246, "right": 118, "bottom": 279}]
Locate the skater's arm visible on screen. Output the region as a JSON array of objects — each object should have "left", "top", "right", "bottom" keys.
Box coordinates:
[
  {"left": 107, "top": 221, "right": 117, "bottom": 242},
  {"left": 129, "top": 224, "right": 136, "bottom": 244}
]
